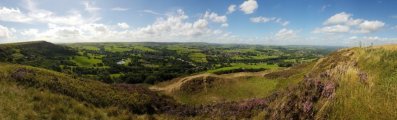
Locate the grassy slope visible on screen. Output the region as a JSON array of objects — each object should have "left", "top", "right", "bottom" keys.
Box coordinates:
[
  {"left": 0, "top": 80, "right": 116, "bottom": 119},
  {"left": 0, "top": 63, "right": 177, "bottom": 119},
  {"left": 262, "top": 46, "right": 397, "bottom": 119},
  {"left": 322, "top": 47, "right": 397, "bottom": 119}
]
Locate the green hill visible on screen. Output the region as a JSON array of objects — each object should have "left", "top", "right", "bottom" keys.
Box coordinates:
[
  {"left": 262, "top": 46, "right": 397, "bottom": 119},
  {"left": 0, "top": 41, "right": 76, "bottom": 70},
  {"left": 0, "top": 63, "right": 177, "bottom": 119}
]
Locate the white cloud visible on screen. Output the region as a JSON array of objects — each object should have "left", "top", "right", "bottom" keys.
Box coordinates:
[
  {"left": 274, "top": 28, "right": 298, "bottom": 40},
  {"left": 193, "top": 19, "right": 208, "bottom": 29},
  {"left": 0, "top": 7, "right": 32, "bottom": 23},
  {"left": 274, "top": 18, "right": 290, "bottom": 26},
  {"left": 117, "top": 22, "right": 130, "bottom": 29},
  {"left": 0, "top": 25, "right": 14, "bottom": 39},
  {"left": 201, "top": 11, "right": 228, "bottom": 27},
  {"left": 21, "top": 28, "right": 39, "bottom": 36},
  {"left": 313, "top": 25, "right": 350, "bottom": 33},
  {"left": 83, "top": 1, "right": 101, "bottom": 13},
  {"left": 131, "top": 9, "right": 226, "bottom": 40},
  {"left": 0, "top": 1, "right": 99, "bottom": 26},
  {"left": 250, "top": 16, "right": 271, "bottom": 23},
  {"left": 203, "top": 11, "right": 227, "bottom": 23},
  {"left": 20, "top": 9, "right": 229, "bottom": 43},
  {"left": 0, "top": 1, "right": 232, "bottom": 43},
  {"left": 141, "top": 9, "right": 164, "bottom": 16},
  {"left": 227, "top": 4, "right": 236, "bottom": 14},
  {"left": 111, "top": 7, "right": 128, "bottom": 11},
  {"left": 239, "top": 0, "right": 258, "bottom": 14},
  {"left": 349, "top": 36, "right": 381, "bottom": 42},
  {"left": 355, "top": 20, "right": 385, "bottom": 33},
  {"left": 134, "top": 9, "right": 230, "bottom": 41},
  {"left": 34, "top": 11, "right": 95, "bottom": 26},
  {"left": 324, "top": 12, "right": 351, "bottom": 25},
  {"left": 23, "top": 23, "right": 112, "bottom": 42},
  {"left": 250, "top": 16, "right": 289, "bottom": 26},
  {"left": 315, "top": 12, "right": 385, "bottom": 34},
  {"left": 348, "top": 36, "right": 397, "bottom": 46}
]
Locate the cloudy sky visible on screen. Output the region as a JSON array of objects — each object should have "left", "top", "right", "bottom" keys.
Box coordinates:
[{"left": 0, "top": 0, "right": 396, "bottom": 46}]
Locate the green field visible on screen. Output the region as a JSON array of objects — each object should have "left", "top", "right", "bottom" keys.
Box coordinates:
[
  {"left": 167, "top": 45, "right": 201, "bottom": 54},
  {"left": 188, "top": 53, "right": 207, "bottom": 63},
  {"left": 71, "top": 56, "right": 102, "bottom": 67},
  {"left": 131, "top": 45, "right": 156, "bottom": 52},
  {"left": 104, "top": 45, "right": 131, "bottom": 52},
  {"left": 81, "top": 46, "right": 100, "bottom": 51}
]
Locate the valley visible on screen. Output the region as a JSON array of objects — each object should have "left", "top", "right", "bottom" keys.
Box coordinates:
[{"left": 0, "top": 41, "right": 336, "bottom": 84}]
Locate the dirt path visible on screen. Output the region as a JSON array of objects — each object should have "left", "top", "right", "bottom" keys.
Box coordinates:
[{"left": 149, "top": 70, "right": 278, "bottom": 94}]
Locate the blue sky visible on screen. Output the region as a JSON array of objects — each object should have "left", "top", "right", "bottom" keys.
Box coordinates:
[{"left": 0, "top": 0, "right": 396, "bottom": 46}]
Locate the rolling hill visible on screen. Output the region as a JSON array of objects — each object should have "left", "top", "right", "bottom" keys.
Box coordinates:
[
  {"left": 0, "top": 63, "right": 177, "bottom": 119},
  {"left": 258, "top": 46, "right": 397, "bottom": 119},
  {"left": 0, "top": 41, "right": 76, "bottom": 70},
  {"left": 1, "top": 42, "right": 397, "bottom": 119}
]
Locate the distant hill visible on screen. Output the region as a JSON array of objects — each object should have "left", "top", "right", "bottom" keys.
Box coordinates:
[
  {"left": 0, "top": 41, "right": 76, "bottom": 70},
  {"left": 0, "top": 41, "right": 75, "bottom": 56}
]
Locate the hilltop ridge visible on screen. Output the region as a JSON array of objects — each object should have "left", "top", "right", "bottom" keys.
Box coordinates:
[
  {"left": 0, "top": 41, "right": 76, "bottom": 70},
  {"left": 0, "top": 63, "right": 178, "bottom": 119},
  {"left": 262, "top": 45, "right": 397, "bottom": 119}
]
